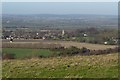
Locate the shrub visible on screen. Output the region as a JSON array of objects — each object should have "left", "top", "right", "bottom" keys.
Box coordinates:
[
  {"left": 39, "top": 55, "right": 45, "bottom": 58},
  {"left": 81, "top": 47, "right": 88, "bottom": 53},
  {"left": 3, "top": 53, "right": 15, "bottom": 59},
  {"left": 58, "top": 46, "right": 80, "bottom": 56}
]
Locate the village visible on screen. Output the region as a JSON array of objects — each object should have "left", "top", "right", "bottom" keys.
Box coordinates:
[{"left": 2, "top": 27, "right": 118, "bottom": 45}]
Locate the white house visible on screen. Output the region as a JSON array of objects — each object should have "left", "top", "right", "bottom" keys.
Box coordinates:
[
  {"left": 83, "top": 33, "right": 87, "bottom": 37},
  {"left": 104, "top": 41, "right": 108, "bottom": 45}
]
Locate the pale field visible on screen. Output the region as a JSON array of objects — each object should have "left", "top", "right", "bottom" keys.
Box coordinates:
[{"left": 2, "top": 39, "right": 117, "bottom": 50}]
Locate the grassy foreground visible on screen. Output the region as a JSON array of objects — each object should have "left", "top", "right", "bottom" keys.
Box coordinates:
[{"left": 2, "top": 53, "right": 118, "bottom": 78}]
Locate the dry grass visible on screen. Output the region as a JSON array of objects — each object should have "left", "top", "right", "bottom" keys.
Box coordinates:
[
  {"left": 2, "top": 40, "right": 117, "bottom": 50},
  {"left": 14, "top": 53, "right": 117, "bottom": 67},
  {"left": 2, "top": 53, "right": 118, "bottom": 78},
  {"left": 57, "top": 41, "right": 117, "bottom": 50}
]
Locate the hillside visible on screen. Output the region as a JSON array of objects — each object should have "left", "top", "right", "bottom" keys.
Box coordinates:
[{"left": 2, "top": 53, "right": 118, "bottom": 78}]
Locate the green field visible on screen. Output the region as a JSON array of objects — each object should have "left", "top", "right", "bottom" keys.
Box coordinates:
[
  {"left": 3, "top": 48, "right": 54, "bottom": 59},
  {"left": 2, "top": 53, "right": 118, "bottom": 78}
]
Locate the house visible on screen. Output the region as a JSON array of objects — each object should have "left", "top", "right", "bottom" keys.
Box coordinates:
[
  {"left": 83, "top": 33, "right": 87, "bottom": 37},
  {"left": 104, "top": 41, "right": 108, "bottom": 45},
  {"left": 42, "top": 36, "right": 46, "bottom": 40}
]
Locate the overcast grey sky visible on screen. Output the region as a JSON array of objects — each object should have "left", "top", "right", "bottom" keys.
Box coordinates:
[{"left": 2, "top": 2, "right": 118, "bottom": 15}]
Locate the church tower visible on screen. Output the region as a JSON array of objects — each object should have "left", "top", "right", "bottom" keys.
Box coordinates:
[{"left": 62, "top": 30, "right": 65, "bottom": 36}]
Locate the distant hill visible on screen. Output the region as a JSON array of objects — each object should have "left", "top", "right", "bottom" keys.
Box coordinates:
[{"left": 2, "top": 14, "right": 118, "bottom": 29}]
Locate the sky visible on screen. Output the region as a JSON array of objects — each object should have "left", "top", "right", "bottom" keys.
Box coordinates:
[
  {"left": 1, "top": 0, "right": 119, "bottom": 2},
  {"left": 2, "top": 2, "right": 118, "bottom": 15}
]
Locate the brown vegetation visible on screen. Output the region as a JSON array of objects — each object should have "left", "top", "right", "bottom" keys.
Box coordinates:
[
  {"left": 2, "top": 42, "right": 63, "bottom": 49},
  {"left": 2, "top": 40, "right": 117, "bottom": 50}
]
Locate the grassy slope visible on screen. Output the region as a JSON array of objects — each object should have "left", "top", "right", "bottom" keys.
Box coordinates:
[
  {"left": 2, "top": 53, "right": 118, "bottom": 78},
  {"left": 3, "top": 48, "right": 53, "bottom": 58}
]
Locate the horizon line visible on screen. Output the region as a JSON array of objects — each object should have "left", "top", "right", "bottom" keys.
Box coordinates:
[{"left": 2, "top": 13, "right": 118, "bottom": 16}]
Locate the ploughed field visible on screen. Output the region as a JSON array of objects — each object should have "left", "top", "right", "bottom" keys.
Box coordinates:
[
  {"left": 3, "top": 53, "right": 118, "bottom": 78},
  {"left": 2, "top": 39, "right": 117, "bottom": 50}
]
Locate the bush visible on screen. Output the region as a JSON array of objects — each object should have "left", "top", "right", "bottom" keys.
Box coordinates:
[
  {"left": 38, "top": 55, "right": 45, "bottom": 58},
  {"left": 50, "top": 47, "right": 65, "bottom": 51},
  {"left": 81, "top": 47, "right": 90, "bottom": 53},
  {"left": 3, "top": 53, "right": 15, "bottom": 59},
  {"left": 58, "top": 46, "right": 79, "bottom": 56}
]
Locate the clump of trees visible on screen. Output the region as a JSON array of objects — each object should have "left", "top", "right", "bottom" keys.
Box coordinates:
[{"left": 65, "top": 28, "right": 118, "bottom": 45}]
